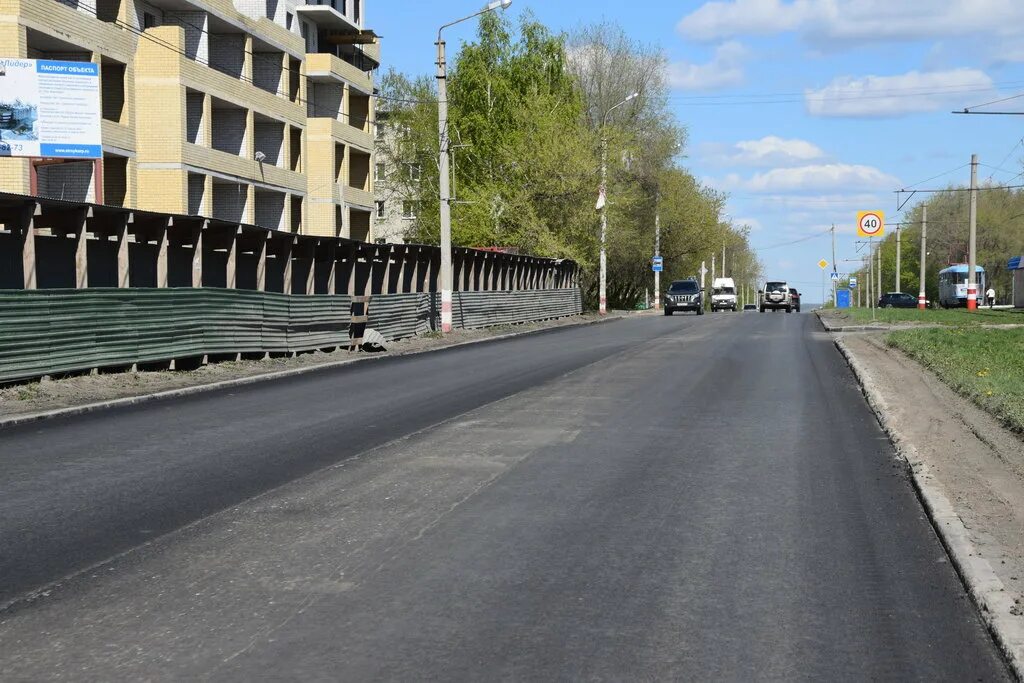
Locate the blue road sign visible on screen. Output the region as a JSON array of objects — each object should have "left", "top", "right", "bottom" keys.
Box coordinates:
[
  {"left": 837, "top": 289, "right": 851, "bottom": 308},
  {"left": 652, "top": 256, "right": 663, "bottom": 272},
  {"left": 830, "top": 272, "right": 839, "bottom": 281},
  {"left": 849, "top": 276, "right": 858, "bottom": 289}
]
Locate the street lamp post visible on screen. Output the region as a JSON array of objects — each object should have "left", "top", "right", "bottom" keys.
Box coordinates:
[
  {"left": 598, "top": 92, "right": 639, "bottom": 315},
  {"left": 437, "top": 0, "right": 511, "bottom": 333}
]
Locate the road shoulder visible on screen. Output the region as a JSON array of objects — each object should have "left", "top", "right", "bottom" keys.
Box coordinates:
[{"left": 835, "top": 332, "right": 1024, "bottom": 677}]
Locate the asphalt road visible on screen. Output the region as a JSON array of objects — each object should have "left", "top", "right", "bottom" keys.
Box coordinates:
[{"left": 0, "top": 311, "right": 1010, "bottom": 680}]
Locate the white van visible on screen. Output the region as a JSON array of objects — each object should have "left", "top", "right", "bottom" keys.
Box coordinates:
[{"left": 711, "top": 277, "right": 737, "bottom": 312}]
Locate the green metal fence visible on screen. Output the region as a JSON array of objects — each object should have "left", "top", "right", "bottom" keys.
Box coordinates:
[{"left": 0, "top": 289, "right": 352, "bottom": 383}]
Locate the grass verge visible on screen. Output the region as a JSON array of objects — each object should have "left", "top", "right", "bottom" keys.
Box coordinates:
[
  {"left": 832, "top": 307, "right": 1022, "bottom": 326},
  {"left": 886, "top": 327, "right": 1024, "bottom": 433}
]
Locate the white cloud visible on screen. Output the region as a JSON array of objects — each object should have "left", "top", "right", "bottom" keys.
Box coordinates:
[
  {"left": 703, "top": 135, "right": 827, "bottom": 166},
  {"left": 805, "top": 68, "right": 994, "bottom": 117},
  {"left": 667, "top": 41, "right": 748, "bottom": 91},
  {"left": 677, "top": 0, "right": 1024, "bottom": 45},
  {"left": 745, "top": 164, "right": 900, "bottom": 192}
]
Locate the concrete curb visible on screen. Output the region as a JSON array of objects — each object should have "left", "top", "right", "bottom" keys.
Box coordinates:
[
  {"left": 0, "top": 314, "right": 625, "bottom": 432},
  {"left": 834, "top": 336, "right": 1024, "bottom": 679},
  {"left": 813, "top": 310, "right": 892, "bottom": 332}
]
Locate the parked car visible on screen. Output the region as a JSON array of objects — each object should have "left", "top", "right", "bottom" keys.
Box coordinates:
[
  {"left": 760, "top": 281, "right": 792, "bottom": 313},
  {"left": 878, "top": 292, "right": 919, "bottom": 308},
  {"left": 789, "top": 288, "right": 801, "bottom": 313},
  {"left": 664, "top": 278, "right": 704, "bottom": 315}
]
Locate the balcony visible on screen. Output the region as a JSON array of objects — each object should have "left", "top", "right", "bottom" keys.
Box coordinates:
[
  {"left": 294, "top": 1, "right": 360, "bottom": 32},
  {"left": 304, "top": 52, "right": 373, "bottom": 94}
]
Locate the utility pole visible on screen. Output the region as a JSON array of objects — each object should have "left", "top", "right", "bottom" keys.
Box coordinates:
[
  {"left": 435, "top": 1, "right": 513, "bottom": 333},
  {"left": 868, "top": 240, "right": 874, "bottom": 309},
  {"left": 597, "top": 92, "right": 638, "bottom": 316},
  {"left": 599, "top": 135, "right": 608, "bottom": 315},
  {"left": 876, "top": 238, "right": 882, "bottom": 300},
  {"left": 831, "top": 224, "right": 837, "bottom": 305},
  {"left": 653, "top": 192, "right": 660, "bottom": 310},
  {"left": 436, "top": 37, "right": 453, "bottom": 333},
  {"left": 700, "top": 260, "right": 706, "bottom": 291},
  {"left": 722, "top": 243, "right": 726, "bottom": 278},
  {"left": 918, "top": 206, "right": 927, "bottom": 309},
  {"left": 712, "top": 253, "right": 716, "bottom": 284},
  {"left": 895, "top": 225, "right": 901, "bottom": 292},
  {"left": 968, "top": 153, "right": 979, "bottom": 311}
]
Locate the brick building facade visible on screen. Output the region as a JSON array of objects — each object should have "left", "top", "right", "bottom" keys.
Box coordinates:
[{"left": 0, "top": 0, "right": 379, "bottom": 240}]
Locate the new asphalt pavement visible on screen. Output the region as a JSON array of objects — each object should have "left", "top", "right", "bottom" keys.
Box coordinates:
[{"left": 0, "top": 311, "right": 1011, "bottom": 680}]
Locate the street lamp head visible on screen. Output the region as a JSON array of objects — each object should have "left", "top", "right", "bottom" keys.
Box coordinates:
[
  {"left": 626, "top": 92, "right": 639, "bottom": 101},
  {"left": 485, "top": 0, "right": 512, "bottom": 10}
]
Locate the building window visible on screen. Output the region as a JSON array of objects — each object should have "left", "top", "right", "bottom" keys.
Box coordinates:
[
  {"left": 375, "top": 162, "right": 385, "bottom": 181},
  {"left": 406, "top": 163, "right": 421, "bottom": 182},
  {"left": 143, "top": 12, "right": 159, "bottom": 28},
  {"left": 285, "top": 12, "right": 293, "bottom": 31},
  {"left": 402, "top": 200, "right": 417, "bottom": 219},
  {"left": 376, "top": 200, "right": 385, "bottom": 218}
]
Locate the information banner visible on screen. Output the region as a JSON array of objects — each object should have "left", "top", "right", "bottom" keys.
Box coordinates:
[{"left": 0, "top": 59, "right": 101, "bottom": 159}]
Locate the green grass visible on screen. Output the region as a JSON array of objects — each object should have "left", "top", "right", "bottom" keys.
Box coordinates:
[
  {"left": 886, "top": 327, "right": 1024, "bottom": 433},
  {"left": 830, "top": 306, "right": 1023, "bottom": 326}
]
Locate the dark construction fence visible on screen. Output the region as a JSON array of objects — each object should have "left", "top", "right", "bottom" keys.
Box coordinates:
[{"left": 0, "top": 193, "right": 581, "bottom": 383}]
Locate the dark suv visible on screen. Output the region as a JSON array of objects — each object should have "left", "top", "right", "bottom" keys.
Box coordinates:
[
  {"left": 664, "top": 279, "right": 704, "bottom": 315},
  {"left": 789, "top": 288, "right": 801, "bottom": 312},
  {"left": 878, "top": 292, "right": 918, "bottom": 308}
]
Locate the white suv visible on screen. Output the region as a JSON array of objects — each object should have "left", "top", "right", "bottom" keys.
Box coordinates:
[{"left": 760, "top": 281, "right": 792, "bottom": 313}]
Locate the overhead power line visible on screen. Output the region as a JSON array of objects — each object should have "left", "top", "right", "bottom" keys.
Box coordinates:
[{"left": 753, "top": 227, "right": 832, "bottom": 252}]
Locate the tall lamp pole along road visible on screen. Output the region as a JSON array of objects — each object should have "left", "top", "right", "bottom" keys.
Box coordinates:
[
  {"left": 968, "top": 153, "right": 979, "bottom": 311},
  {"left": 598, "top": 92, "right": 639, "bottom": 315},
  {"left": 918, "top": 206, "right": 928, "bottom": 309},
  {"left": 436, "top": 0, "right": 512, "bottom": 333}
]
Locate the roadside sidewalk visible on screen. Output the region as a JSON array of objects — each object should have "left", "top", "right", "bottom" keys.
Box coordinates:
[
  {"left": 836, "top": 332, "right": 1024, "bottom": 677},
  {"left": 0, "top": 311, "right": 650, "bottom": 427}
]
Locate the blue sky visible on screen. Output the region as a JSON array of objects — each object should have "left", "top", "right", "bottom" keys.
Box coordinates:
[{"left": 368, "top": 1, "right": 1024, "bottom": 300}]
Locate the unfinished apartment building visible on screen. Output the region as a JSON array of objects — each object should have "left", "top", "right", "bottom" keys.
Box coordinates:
[{"left": 0, "top": 0, "right": 379, "bottom": 240}]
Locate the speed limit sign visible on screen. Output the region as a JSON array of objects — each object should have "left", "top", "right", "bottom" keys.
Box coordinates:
[{"left": 856, "top": 211, "right": 885, "bottom": 238}]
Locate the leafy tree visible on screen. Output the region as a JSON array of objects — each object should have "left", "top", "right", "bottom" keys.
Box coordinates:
[{"left": 378, "top": 13, "right": 760, "bottom": 309}]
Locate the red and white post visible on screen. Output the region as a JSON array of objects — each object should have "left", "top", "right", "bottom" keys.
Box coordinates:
[
  {"left": 967, "top": 153, "right": 979, "bottom": 311},
  {"left": 918, "top": 205, "right": 928, "bottom": 310}
]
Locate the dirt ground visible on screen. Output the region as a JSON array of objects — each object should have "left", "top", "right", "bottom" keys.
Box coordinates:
[
  {"left": 840, "top": 333, "right": 1024, "bottom": 620},
  {"left": 0, "top": 312, "right": 644, "bottom": 419}
]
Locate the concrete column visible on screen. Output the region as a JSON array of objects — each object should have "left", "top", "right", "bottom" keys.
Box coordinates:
[
  {"left": 410, "top": 249, "right": 421, "bottom": 293},
  {"left": 280, "top": 239, "right": 293, "bottom": 294},
  {"left": 346, "top": 248, "right": 357, "bottom": 296},
  {"left": 325, "top": 243, "right": 337, "bottom": 294},
  {"left": 19, "top": 202, "right": 38, "bottom": 289},
  {"left": 155, "top": 218, "right": 170, "bottom": 288},
  {"left": 226, "top": 228, "right": 239, "bottom": 289},
  {"left": 395, "top": 247, "right": 408, "bottom": 294},
  {"left": 191, "top": 220, "right": 207, "bottom": 287},
  {"left": 74, "top": 209, "right": 89, "bottom": 289},
  {"left": 256, "top": 234, "right": 268, "bottom": 292},
  {"left": 243, "top": 35, "right": 254, "bottom": 82},
  {"left": 305, "top": 241, "right": 315, "bottom": 295},
  {"left": 202, "top": 93, "right": 212, "bottom": 148},
  {"left": 116, "top": 214, "right": 130, "bottom": 288}
]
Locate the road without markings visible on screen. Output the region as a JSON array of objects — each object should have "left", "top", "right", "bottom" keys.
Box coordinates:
[{"left": 0, "top": 312, "right": 1010, "bottom": 680}]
